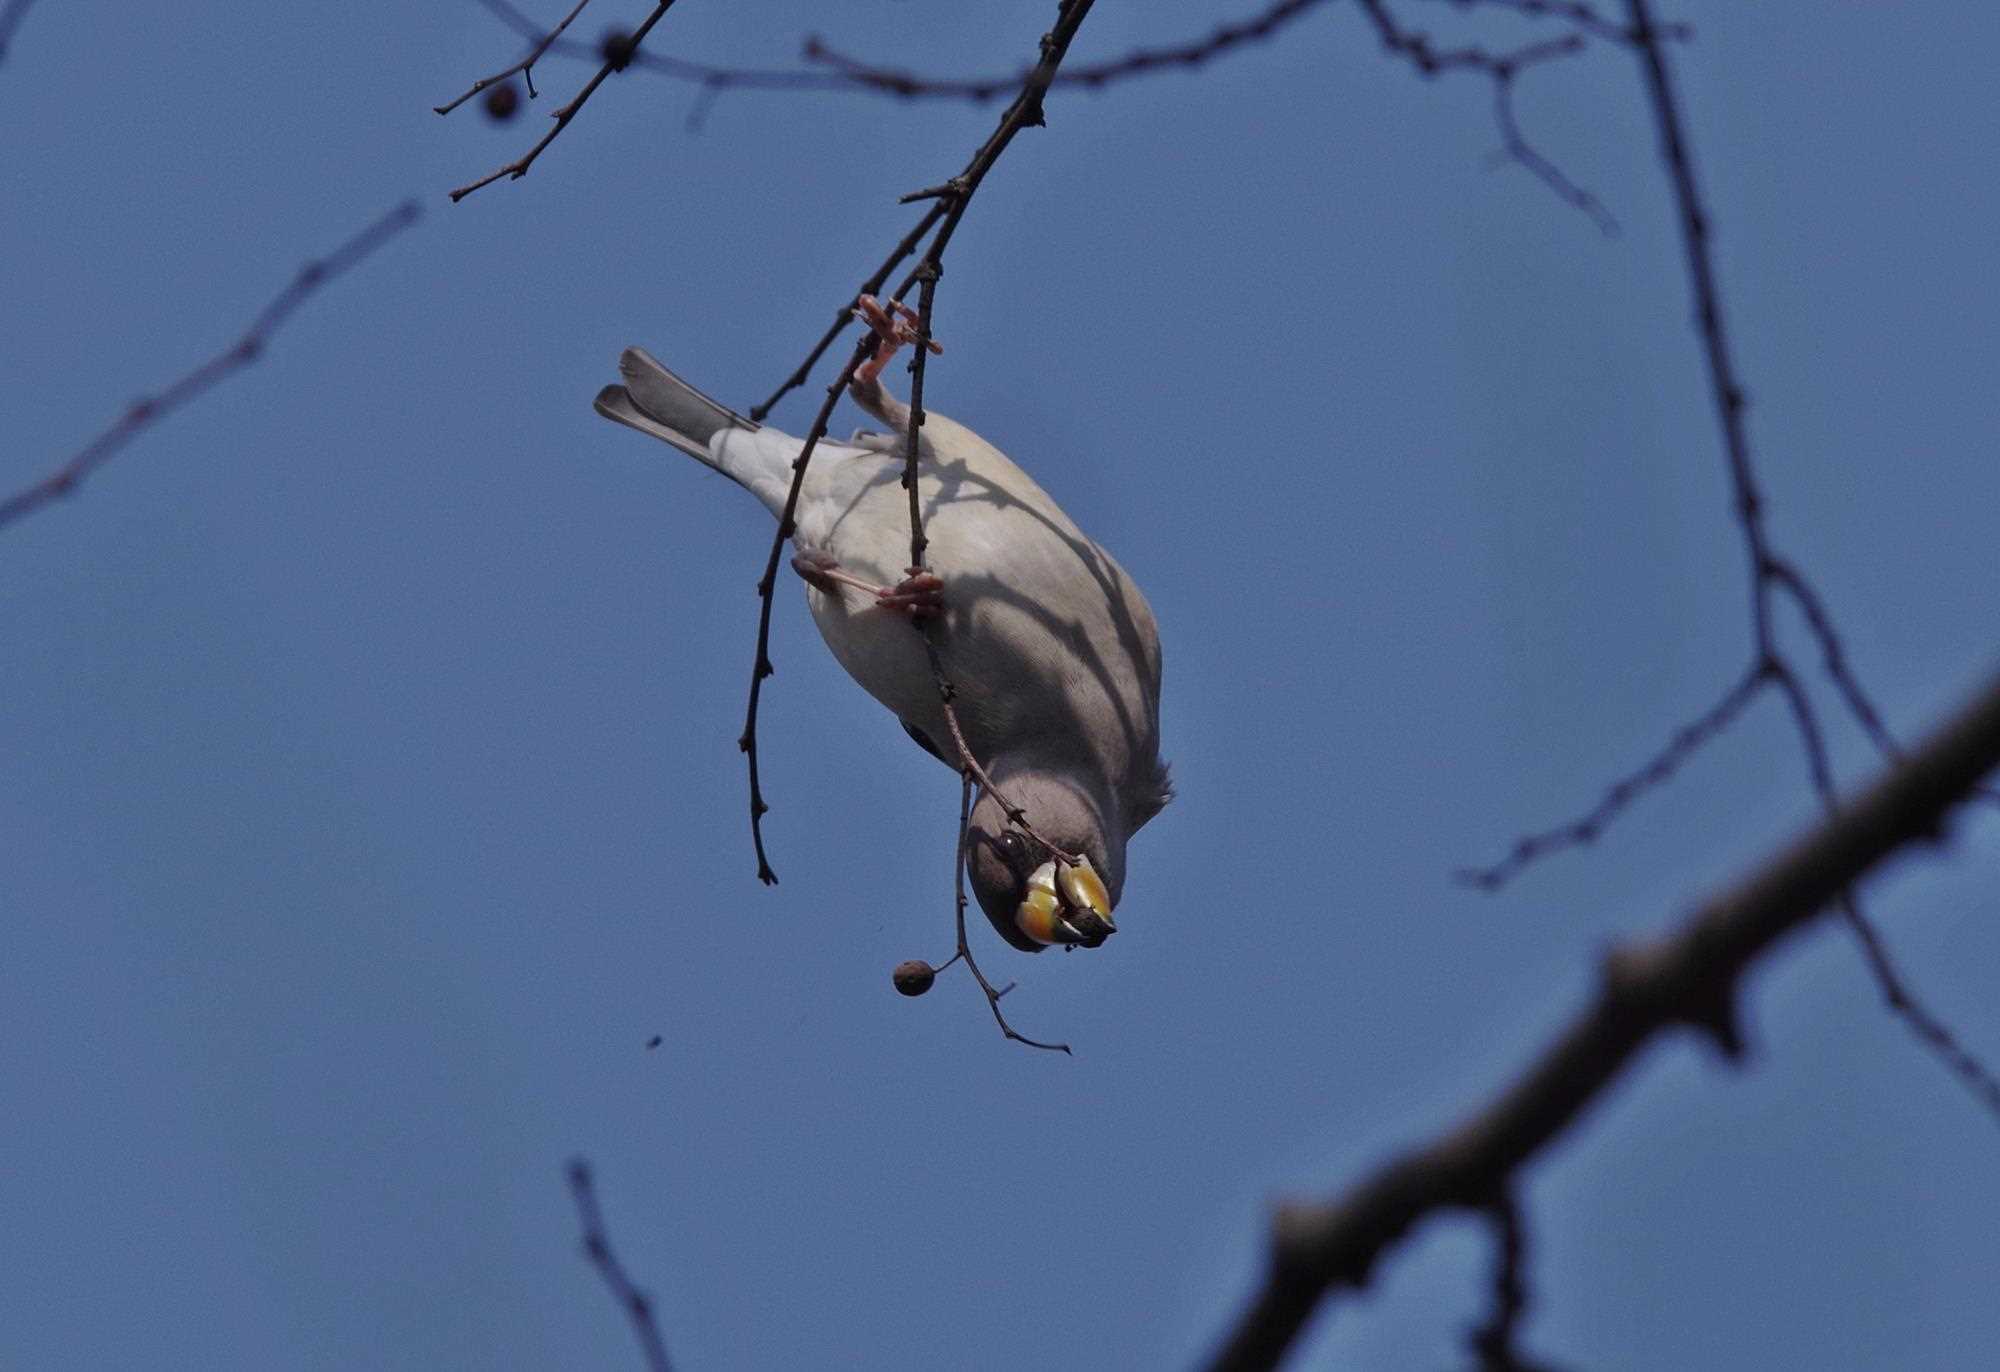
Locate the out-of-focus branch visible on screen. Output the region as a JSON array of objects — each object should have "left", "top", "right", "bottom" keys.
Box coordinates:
[
  {"left": 801, "top": 0, "right": 1325, "bottom": 101},
  {"left": 1457, "top": 0, "right": 2000, "bottom": 1121},
  {"left": 566, "top": 1158, "right": 673, "bottom": 1372},
  {"left": 0, "top": 0, "right": 40, "bottom": 63},
  {"left": 1204, "top": 665, "right": 2000, "bottom": 1371},
  {"left": 447, "top": 1, "right": 681, "bottom": 202},
  {"left": 469, "top": 0, "right": 1327, "bottom": 106},
  {"left": 1427, "top": 0, "right": 1686, "bottom": 47},
  {"left": 0, "top": 201, "right": 422, "bottom": 533},
  {"left": 1468, "top": 1192, "right": 1559, "bottom": 1372},
  {"left": 435, "top": 0, "right": 590, "bottom": 113}
]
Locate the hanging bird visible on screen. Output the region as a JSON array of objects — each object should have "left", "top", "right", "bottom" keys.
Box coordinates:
[{"left": 594, "top": 301, "right": 1169, "bottom": 952}]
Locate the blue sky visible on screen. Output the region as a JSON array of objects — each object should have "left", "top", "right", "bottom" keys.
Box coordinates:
[{"left": 4, "top": 3, "right": 1998, "bottom": 1368}]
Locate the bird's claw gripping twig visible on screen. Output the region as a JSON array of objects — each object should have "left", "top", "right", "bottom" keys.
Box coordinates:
[{"left": 852, "top": 294, "right": 943, "bottom": 386}]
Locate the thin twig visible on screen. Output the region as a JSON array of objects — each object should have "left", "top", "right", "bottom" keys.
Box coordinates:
[
  {"left": 737, "top": 334, "right": 881, "bottom": 884},
  {"left": 802, "top": 0, "right": 1326, "bottom": 101},
  {"left": 1489, "top": 60, "right": 1619, "bottom": 236},
  {"left": 1203, "top": 667, "right": 2000, "bottom": 1370},
  {"left": 1766, "top": 556, "right": 2000, "bottom": 811},
  {"left": 470, "top": 0, "right": 1328, "bottom": 105},
  {"left": 1458, "top": 660, "right": 1769, "bottom": 889},
  {"left": 0, "top": 200, "right": 423, "bottom": 533},
  {"left": 941, "top": 773, "right": 1070, "bottom": 1053},
  {"left": 435, "top": 0, "right": 590, "bottom": 114},
  {"left": 1429, "top": 0, "right": 1689, "bottom": 46},
  {"left": 565, "top": 1159, "right": 673, "bottom": 1372},
  {"left": 447, "top": 0, "right": 681, "bottom": 202},
  {"left": 748, "top": 200, "right": 946, "bottom": 422},
  {"left": 1357, "top": 0, "right": 1610, "bottom": 233},
  {"left": 866, "top": 0, "right": 1102, "bottom": 883}
]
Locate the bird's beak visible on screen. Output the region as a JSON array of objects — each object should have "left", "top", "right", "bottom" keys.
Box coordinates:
[{"left": 1014, "top": 857, "right": 1116, "bottom": 948}]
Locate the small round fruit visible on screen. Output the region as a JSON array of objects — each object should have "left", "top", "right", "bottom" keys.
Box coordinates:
[
  {"left": 892, "top": 960, "right": 936, "bottom": 997},
  {"left": 482, "top": 82, "right": 520, "bottom": 122}
]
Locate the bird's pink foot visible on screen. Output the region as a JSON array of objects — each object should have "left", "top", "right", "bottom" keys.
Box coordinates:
[
  {"left": 852, "top": 295, "right": 943, "bottom": 386},
  {"left": 791, "top": 549, "right": 875, "bottom": 598},
  {"left": 790, "top": 551, "right": 945, "bottom": 622},
  {"left": 875, "top": 567, "right": 945, "bottom": 622}
]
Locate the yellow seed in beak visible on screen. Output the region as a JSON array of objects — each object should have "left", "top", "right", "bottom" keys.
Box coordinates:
[
  {"left": 1058, "top": 857, "right": 1111, "bottom": 922},
  {"left": 1016, "top": 862, "right": 1080, "bottom": 945},
  {"left": 1015, "top": 884, "right": 1068, "bottom": 945}
]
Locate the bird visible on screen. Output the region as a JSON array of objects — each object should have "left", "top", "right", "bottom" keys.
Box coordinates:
[{"left": 594, "top": 299, "right": 1169, "bottom": 953}]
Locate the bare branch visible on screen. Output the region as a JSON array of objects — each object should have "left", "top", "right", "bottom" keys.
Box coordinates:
[
  {"left": 1425, "top": 0, "right": 1688, "bottom": 46},
  {"left": 565, "top": 1158, "right": 673, "bottom": 1372},
  {"left": 748, "top": 201, "right": 947, "bottom": 422},
  {"left": 1357, "top": 1, "right": 1609, "bottom": 233},
  {"left": 1458, "top": 660, "right": 1769, "bottom": 889},
  {"left": 801, "top": 0, "right": 1328, "bottom": 101},
  {"left": 1488, "top": 60, "right": 1619, "bottom": 236},
  {"left": 435, "top": 0, "right": 590, "bottom": 114},
  {"left": 1203, "top": 665, "right": 2000, "bottom": 1371},
  {"left": 447, "top": 1, "right": 681, "bottom": 202},
  {"left": 0, "top": 201, "right": 423, "bottom": 533},
  {"left": 468, "top": 0, "right": 1329, "bottom": 106},
  {"left": 737, "top": 333, "right": 882, "bottom": 885},
  {"left": 1460, "top": 0, "right": 1999, "bottom": 1119},
  {"left": 931, "top": 772, "right": 1070, "bottom": 1053}
]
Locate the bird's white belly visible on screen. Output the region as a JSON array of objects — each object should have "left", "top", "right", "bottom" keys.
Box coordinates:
[{"left": 792, "top": 454, "right": 1100, "bottom": 764}]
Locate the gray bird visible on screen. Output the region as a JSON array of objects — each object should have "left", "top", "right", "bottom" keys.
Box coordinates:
[{"left": 594, "top": 310, "right": 1169, "bottom": 952}]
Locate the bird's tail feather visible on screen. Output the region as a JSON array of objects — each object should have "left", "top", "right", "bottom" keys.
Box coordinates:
[
  {"left": 594, "top": 346, "right": 756, "bottom": 461},
  {"left": 596, "top": 347, "right": 808, "bottom": 519}
]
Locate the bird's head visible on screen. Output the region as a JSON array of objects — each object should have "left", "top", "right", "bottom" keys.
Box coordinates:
[{"left": 965, "top": 772, "right": 1123, "bottom": 953}]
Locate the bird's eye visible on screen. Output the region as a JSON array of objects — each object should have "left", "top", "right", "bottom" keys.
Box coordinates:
[{"left": 997, "top": 830, "right": 1028, "bottom": 868}]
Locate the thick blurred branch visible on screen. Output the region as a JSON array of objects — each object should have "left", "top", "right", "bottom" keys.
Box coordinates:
[
  {"left": 0, "top": 201, "right": 422, "bottom": 533},
  {"left": 0, "top": 0, "right": 38, "bottom": 64},
  {"left": 1205, "top": 664, "right": 2000, "bottom": 1371}
]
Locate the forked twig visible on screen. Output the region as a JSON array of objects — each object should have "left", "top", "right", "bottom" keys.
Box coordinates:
[
  {"left": 447, "top": 1, "right": 681, "bottom": 202},
  {"left": 435, "top": 0, "right": 590, "bottom": 113},
  {"left": 931, "top": 772, "right": 1071, "bottom": 1053}
]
